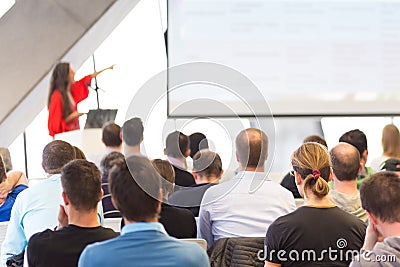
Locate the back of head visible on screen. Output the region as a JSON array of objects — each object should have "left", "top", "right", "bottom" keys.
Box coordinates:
[
  {"left": 102, "top": 121, "right": 122, "bottom": 147},
  {"left": 42, "top": 140, "right": 76, "bottom": 174},
  {"left": 360, "top": 171, "right": 400, "bottom": 223},
  {"left": 339, "top": 129, "right": 368, "bottom": 157},
  {"left": 193, "top": 150, "right": 222, "bottom": 180},
  {"left": 109, "top": 155, "right": 161, "bottom": 222},
  {"left": 189, "top": 132, "right": 209, "bottom": 158},
  {"left": 0, "top": 148, "right": 12, "bottom": 172},
  {"left": 121, "top": 117, "right": 144, "bottom": 146},
  {"left": 165, "top": 131, "right": 190, "bottom": 158},
  {"left": 152, "top": 159, "right": 175, "bottom": 198},
  {"left": 382, "top": 124, "right": 400, "bottom": 158},
  {"left": 303, "top": 135, "right": 327, "bottom": 148},
  {"left": 100, "top": 151, "right": 125, "bottom": 176},
  {"left": 291, "top": 142, "right": 331, "bottom": 198},
  {"left": 330, "top": 143, "right": 360, "bottom": 181},
  {"left": 381, "top": 158, "right": 400, "bottom": 172},
  {"left": 61, "top": 159, "right": 102, "bottom": 211},
  {"left": 235, "top": 128, "right": 268, "bottom": 168},
  {"left": 0, "top": 155, "right": 6, "bottom": 183}
]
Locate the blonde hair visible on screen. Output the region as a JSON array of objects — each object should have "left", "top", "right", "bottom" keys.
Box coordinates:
[
  {"left": 291, "top": 142, "right": 331, "bottom": 199},
  {"left": 151, "top": 159, "right": 175, "bottom": 199},
  {"left": 382, "top": 124, "right": 400, "bottom": 158}
]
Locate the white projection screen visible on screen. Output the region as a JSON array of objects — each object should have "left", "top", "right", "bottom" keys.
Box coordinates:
[{"left": 167, "top": 0, "right": 400, "bottom": 117}]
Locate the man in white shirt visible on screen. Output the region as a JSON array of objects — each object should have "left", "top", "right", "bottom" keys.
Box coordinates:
[{"left": 198, "top": 128, "right": 296, "bottom": 248}]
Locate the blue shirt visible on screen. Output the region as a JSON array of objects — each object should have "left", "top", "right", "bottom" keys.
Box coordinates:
[
  {"left": 78, "top": 222, "right": 210, "bottom": 267},
  {"left": 1, "top": 174, "right": 104, "bottom": 265},
  {"left": 0, "top": 184, "right": 28, "bottom": 222}
]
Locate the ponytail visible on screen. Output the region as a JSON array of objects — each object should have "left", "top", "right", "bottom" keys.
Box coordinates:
[{"left": 303, "top": 168, "right": 330, "bottom": 199}]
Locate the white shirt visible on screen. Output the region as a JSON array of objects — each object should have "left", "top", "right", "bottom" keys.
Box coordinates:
[{"left": 197, "top": 171, "right": 296, "bottom": 248}]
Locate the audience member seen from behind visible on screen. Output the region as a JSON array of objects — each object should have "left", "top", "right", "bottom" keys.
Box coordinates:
[
  {"left": 265, "top": 142, "right": 366, "bottom": 267},
  {"left": 339, "top": 129, "right": 373, "bottom": 187},
  {"left": 87, "top": 121, "right": 122, "bottom": 166},
  {"left": 1, "top": 140, "right": 76, "bottom": 264},
  {"left": 165, "top": 131, "right": 195, "bottom": 187},
  {"left": 78, "top": 156, "right": 210, "bottom": 267},
  {"left": 100, "top": 152, "right": 125, "bottom": 218},
  {"left": 169, "top": 150, "right": 222, "bottom": 216},
  {"left": 281, "top": 135, "right": 327, "bottom": 198},
  {"left": 329, "top": 143, "right": 367, "bottom": 222},
  {"left": 28, "top": 160, "right": 118, "bottom": 267},
  {"left": 124, "top": 159, "right": 196, "bottom": 238},
  {"left": 121, "top": 117, "right": 144, "bottom": 156},
  {"left": 370, "top": 124, "right": 400, "bottom": 171},
  {"left": 350, "top": 172, "right": 400, "bottom": 267},
  {"left": 74, "top": 146, "right": 86, "bottom": 160},
  {"left": 187, "top": 132, "right": 209, "bottom": 170},
  {"left": 198, "top": 128, "right": 296, "bottom": 249},
  {"left": 0, "top": 155, "right": 28, "bottom": 222}
]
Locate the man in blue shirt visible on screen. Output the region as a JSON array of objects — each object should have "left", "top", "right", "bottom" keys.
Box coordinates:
[
  {"left": 79, "top": 155, "right": 210, "bottom": 267},
  {"left": 0, "top": 156, "right": 28, "bottom": 222},
  {"left": 1, "top": 140, "right": 103, "bottom": 265}
]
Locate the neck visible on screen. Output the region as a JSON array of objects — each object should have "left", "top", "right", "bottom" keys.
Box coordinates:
[
  {"left": 304, "top": 195, "right": 334, "bottom": 207},
  {"left": 242, "top": 166, "right": 265, "bottom": 172},
  {"left": 68, "top": 208, "right": 100, "bottom": 228},
  {"left": 106, "top": 146, "right": 122, "bottom": 153},
  {"left": 196, "top": 175, "right": 219, "bottom": 184},
  {"left": 124, "top": 145, "right": 140, "bottom": 156},
  {"left": 124, "top": 216, "right": 158, "bottom": 225},
  {"left": 333, "top": 178, "right": 358, "bottom": 195},
  {"left": 380, "top": 222, "right": 400, "bottom": 239}
]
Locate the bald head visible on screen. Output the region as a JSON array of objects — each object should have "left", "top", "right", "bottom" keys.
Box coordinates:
[
  {"left": 235, "top": 128, "right": 268, "bottom": 168},
  {"left": 330, "top": 142, "right": 361, "bottom": 181}
]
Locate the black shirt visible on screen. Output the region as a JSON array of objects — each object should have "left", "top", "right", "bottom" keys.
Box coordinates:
[
  {"left": 120, "top": 203, "right": 197, "bottom": 239},
  {"left": 280, "top": 172, "right": 302, "bottom": 199},
  {"left": 28, "top": 225, "right": 118, "bottom": 267},
  {"left": 173, "top": 166, "right": 195, "bottom": 187},
  {"left": 169, "top": 183, "right": 217, "bottom": 216},
  {"left": 265, "top": 206, "right": 366, "bottom": 267}
]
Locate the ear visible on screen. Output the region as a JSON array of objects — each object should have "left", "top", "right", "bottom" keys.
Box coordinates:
[
  {"left": 366, "top": 210, "right": 378, "bottom": 226},
  {"left": 111, "top": 196, "right": 119, "bottom": 210},
  {"left": 99, "top": 188, "right": 104, "bottom": 202},
  {"left": 294, "top": 171, "right": 302, "bottom": 185},
  {"left": 219, "top": 169, "right": 224, "bottom": 178},
  {"left": 120, "top": 132, "right": 123, "bottom": 141},
  {"left": 328, "top": 168, "right": 333, "bottom": 182},
  {"left": 185, "top": 149, "right": 191, "bottom": 158},
  {"left": 164, "top": 148, "right": 167, "bottom": 156},
  {"left": 362, "top": 150, "right": 368, "bottom": 162},
  {"left": 358, "top": 162, "right": 364, "bottom": 175},
  {"left": 62, "top": 192, "right": 69, "bottom": 206},
  {"left": 192, "top": 171, "right": 198, "bottom": 181},
  {"left": 141, "top": 135, "right": 144, "bottom": 143}
]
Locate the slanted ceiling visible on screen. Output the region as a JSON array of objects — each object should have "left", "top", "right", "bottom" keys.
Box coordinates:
[{"left": 0, "top": 0, "right": 140, "bottom": 147}]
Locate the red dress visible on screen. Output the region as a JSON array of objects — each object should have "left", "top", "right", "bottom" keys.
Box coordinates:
[{"left": 48, "top": 75, "right": 92, "bottom": 137}]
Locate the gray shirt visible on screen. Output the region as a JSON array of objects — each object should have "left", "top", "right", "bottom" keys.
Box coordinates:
[{"left": 328, "top": 190, "right": 368, "bottom": 222}]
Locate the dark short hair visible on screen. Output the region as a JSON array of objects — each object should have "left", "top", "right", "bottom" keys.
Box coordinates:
[
  {"left": 360, "top": 171, "right": 400, "bottom": 223},
  {"left": 189, "top": 132, "right": 209, "bottom": 158},
  {"left": 121, "top": 117, "right": 144, "bottom": 146},
  {"left": 42, "top": 140, "right": 76, "bottom": 174},
  {"left": 330, "top": 143, "right": 360, "bottom": 181},
  {"left": 235, "top": 128, "right": 268, "bottom": 168},
  {"left": 0, "top": 155, "right": 6, "bottom": 183},
  {"left": 165, "top": 131, "right": 190, "bottom": 158},
  {"left": 303, "top": 135, "right": 327, "bottom": 148},
  {"left": 151, "top": 159, "right": 175, "bottom": 198},
  {"left": 102, "top": 122, "right": 122, "bottom": 147},
  {"left": 61, "top": 160, "right": 102, "bottom": 211},
  {"left": 109, "top": 156, "right": 161, "bottom": 222},
  {"left": 193, "top": 150, "right": 222, "bottom": 179},
  {"left": 339, "top": 129, "right": 368, "bottom": 156},
  {"left": 381, "top": 158, "right": 400, "bottom": 172},
  {"left": 100, "top": 151, "right": 125, "bottom": 176}
]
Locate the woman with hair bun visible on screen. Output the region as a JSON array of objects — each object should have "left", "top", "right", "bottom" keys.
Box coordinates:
[{"left": 264, "top": 142, "right": 366, "bottom": 267}]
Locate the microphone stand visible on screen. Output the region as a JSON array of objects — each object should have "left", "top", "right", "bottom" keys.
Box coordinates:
[{"left": 90, "top": 55, "right": 105, "bottom": 110}]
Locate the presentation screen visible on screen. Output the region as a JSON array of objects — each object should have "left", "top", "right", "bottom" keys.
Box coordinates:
[{"left": 167, "top": 0, "right": 400, "bottom": 117}]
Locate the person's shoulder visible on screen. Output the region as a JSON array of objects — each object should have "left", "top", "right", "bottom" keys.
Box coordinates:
[
  {"left": 170, "top": 239, "right": 209, "bottom": 264},
  {"left": 8, "top": 184, "right": 28, "bottom": 198},
  {"left": 97, "top": 226, "right": 119, "bottom": 238},
  {"left": 28, "top": 229, "right": 56, "bottom": 247}
]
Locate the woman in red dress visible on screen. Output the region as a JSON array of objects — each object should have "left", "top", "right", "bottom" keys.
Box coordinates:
[{"left": 47, "top": 62, "right": 113, "bottom": 137}]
